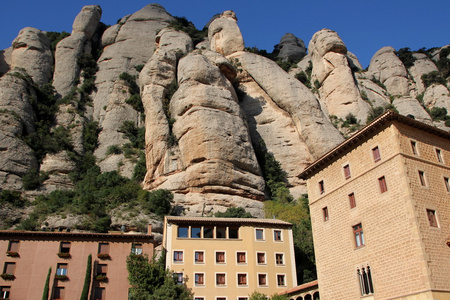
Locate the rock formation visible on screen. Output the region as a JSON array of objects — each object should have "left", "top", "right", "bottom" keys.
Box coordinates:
[
  {"left": 309, "top": 29, "right": 371, "bottom": 122},
  {"left": 10, "top": 27, "right": 52, "bottom": 86},
  {"left": 277, "top": 33, "right": 307, "bottom": 62},
  {"left": 0, "top": 4, "right": 449, "bottom": 226}
]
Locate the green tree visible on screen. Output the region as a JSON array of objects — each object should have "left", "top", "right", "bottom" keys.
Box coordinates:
[
  {"left": 127, "top": 253, "right": 192, "bottom": 300},
  {"left": 42, "top": 267, "right": 51, "bottom": 300},
  {"left": 80, "top": 254, "right": 92, "bottom": 300},
  {"left": 139, "top": 189, "right": 173, "bottom": 216},
  {"left": 214, "top": 207, "right": 253, "bottom": 218},
  {"left": 249, "top": 291, "right": 288, "bottom": 300}
]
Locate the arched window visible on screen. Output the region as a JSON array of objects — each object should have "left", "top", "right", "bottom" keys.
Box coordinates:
[
  {"left": 357, "top": 266, "right": 374, "bottom": 296},
  {"left": 304, "top": 294, "right": 312, "bottom": 300},
  {"left": 313, "top": 292, "right": 320, "bottom": 300}
]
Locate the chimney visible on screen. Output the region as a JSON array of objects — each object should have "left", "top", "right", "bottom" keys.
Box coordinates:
[{"left": 147, "top": 224, "right": 152, "bottom": 234}]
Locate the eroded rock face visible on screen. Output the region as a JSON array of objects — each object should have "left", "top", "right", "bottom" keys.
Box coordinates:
[
  {"left": 0, "top": 70, "right": 38, "bottom": 189},
  {"left": 231, "top": 51, "right": 344, "bottom": 158},
  {"left": 139, "top": 29, "right": 193, "bottom": 183},
  {"left": 277, "top": 33, "right": 306, "bottom": 62},
  {"left": 309, "top": 29, "right": 371, "bottom": 122},
  {"left": 10, "top": 27, "right": 52, "bottom": 86},
  {"left": 423, "top": 84, "right": 450, "bottom": 112},
  {"left": 392, "top": 97, "right": 433, "bottom": 124},
  {"left": 409, "top": 53, "right": 439, "bottom": 95},
  {"left": 171, "top": 52, "right": 265, "bottom": 198},
  {"left": 208, "top": 10, "right": 244, "bottom": 56},
  {"left": 0, "top": 47, "right": 12, "bottom": 75},
  {"left": 94, "top": 4, "right": 174, "bottom": 123},
  {"left": 53, "top": 5, "right": 102, "bottom": 97},
  {"left": 368, "top": 46, "right": 409, "bottom": 96}
]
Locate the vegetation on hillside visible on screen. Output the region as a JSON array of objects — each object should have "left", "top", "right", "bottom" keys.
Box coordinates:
[{"left": 167, "top": 16, "right": 208, "bottom": 46}]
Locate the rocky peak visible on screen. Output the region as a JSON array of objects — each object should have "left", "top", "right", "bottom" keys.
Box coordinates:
[
  {"left": 208, "top": 10, "right": 244, "bottom": 56},
  {"left": 277, "top": 33, "right": 306, "bottom": 62}
]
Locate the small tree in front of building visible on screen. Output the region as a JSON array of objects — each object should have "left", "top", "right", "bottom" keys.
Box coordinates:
[{"left": 127, "top": 252, "right": 192, "bottom": 300}]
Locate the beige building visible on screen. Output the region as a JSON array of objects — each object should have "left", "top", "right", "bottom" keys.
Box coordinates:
[
  {"left": 163, "top": 216, "right": 297, "bottom": 300},
  {"left": 0, "top": 229, "right": 155, "bottom": 299},
  {"left": 299, "top": 111, "right": 450, "bottom": 300}
]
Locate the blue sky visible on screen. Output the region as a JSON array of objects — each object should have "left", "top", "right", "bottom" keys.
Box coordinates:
[{"left": 1, "top": 0, "right": 448, "bottom": 68}]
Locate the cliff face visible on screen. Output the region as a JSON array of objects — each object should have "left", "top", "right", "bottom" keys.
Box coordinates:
[{"left": 1, "top": 4, "right": 449, "bottom": 219}]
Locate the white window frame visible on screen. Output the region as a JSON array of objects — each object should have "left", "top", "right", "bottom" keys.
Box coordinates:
[
  {"left": 276, "top": 273, "right": 287, "bottom": 287},
  {"left": 194, "top": 250, "right": 205, "bottom": 264},
  {"left": 257, "top": 273, "right": 268, "bottom": 287},
  {"left": 173, "top": 250, "right": 184, "bottom": 264},
  {"left": 255, "top": 228, "right": 265, "bottom": 241},
  {"left": 275, "top": 252, "right": 285, "bottom": 266},
  {"left": 236, "top": 272, "right": 248, "bottom": 288},
  {"left": 214, "top": 250, "right": 227, "bottom": 265},
  {"left": 236, "top": 250, "right": 247, "bottom": 265},
  {"left": 215, "top": 272, "right": 227, "bottom": 288},
  {"left": 194, "top": 272, "right": 205, "bottom": 287},
  {"left": 273, "top": 229, "right": 283, "bottom": 242}
]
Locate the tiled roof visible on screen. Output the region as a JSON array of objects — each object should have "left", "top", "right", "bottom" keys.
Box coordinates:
[
  {"left": 279, "top": 280, "right": 319, "bottom": 295},
  {"left": 0, "top": 230, "right": 154, "bottom": 241},
  {"left": 165, "top": 216, "right": 292, "bottom": 227},
  {"left": 299, "top": 110, "right": 450, "bottom": 180}
]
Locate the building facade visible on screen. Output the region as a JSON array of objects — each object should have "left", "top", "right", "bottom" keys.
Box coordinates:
[
  {"left": 0, "top": 230, "right": 155, "bottom": 300},
  {"left": 299, "top": 111, "right": 450, "bottom": 300},
  {"left": 163, "top": 216, "right": 297, "bottom": 300}
]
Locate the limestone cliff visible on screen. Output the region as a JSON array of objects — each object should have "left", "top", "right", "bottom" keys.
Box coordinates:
[{"left": 0, "top": 4, "right": 449, "bottom": 227}]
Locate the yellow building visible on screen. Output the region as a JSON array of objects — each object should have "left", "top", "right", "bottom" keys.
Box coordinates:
[
  {"left": 299, "top": 111, "right": 450, "bottom": 300},
  {"left": 163, "top": 216, "right": 297, "bottom": 300}
]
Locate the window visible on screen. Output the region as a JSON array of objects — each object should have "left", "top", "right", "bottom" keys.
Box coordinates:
[
  {"left": 131, "top": 243, "right": 143, "bottom": 255},
  {"left": 216, "top": 251, "right": 225, "bottom": 263},
  {"left": 357, "top": 266, "right": 374, "bottom": 296},
  {"left": 195, "top": 273, "right": 204, "bottom": 285},
  {"left": 238, "top": 298, "right": 249, "bottom": 300},
  {"left": 216, "top": 273, "right": 226, "bottom": 286},
  {"left": 96, "top": 264, "right": 107, "bottom": 277},
  {"left": 237, "top": 274, "right": 247, "bottom": 286},
  {"left": 319, "top": 180, "right": 325, "bottom": 194},
  {"left": 98, "top": 243, "right": 109, "bottom": 255},
  {"left": 258, "top": 274, "right": 267, "bottom": 286},
  {"left": 276, "top": 253, "right": 284, "bottom": 265},
  {"left": 191, "top": 226, "right": 201, "bottom": 238},
  {"left": 411, "top": 141, "right": 418, "bottom": 155},
  {"left": 237, "top": 252, "right": 246, "bottom": 264},
  {"left": 216, "top": 227, "right": 226, "bottom": 239},
  {"left": 274, "top": 230, "right": 282, "bottom": 241},
  {"left": 195, "top": 251, "right": 204, "bottom": 263},
  {"left": 322, "top": 207, "right": 329, "bottom": 221},
  {"left": 93, "top": 287, "right": 105, "bottom": 300},
  {"left": 349, "top": 193, "right": 356, "bottom": 209},
  {"left": 418, "top": 171, "right": 427, "bottom": 186},
  {"left": 427, "top": 209, "right": 438, "bottom": 227},
  {"left": 353, "top": 224, "right": 365, "bottom": 248},
  {"left": 229, "top": 227, "right": 239, "bottom": 239},
  {"left": 173, "top": 251, "right": 183, "bottom": 263},
  {"left": 2, "top": 263, "right": 15, "bottom": 276},
  {"left": 343, "top": 164, "right": 351, "bottom": 179},
  {"left": 378, "top": 176, "right": 387, "bottom": 193},
  {"left": 56, "top": 263, "right": 68, "bottom": 276},
  {"left": 59, "top": 242, "right": 70, "bottom": 253},
  {"left": 257, "top": 252, "right": 266, "bottom": 264},
  {"left": 372, "top": 146, "right": 381, "bottom": 162},
  {"left": 0, "top": 287, "right": 10, "bottom": 299},
  {"left": 255, "top": 229, "right": 264, "bottom": 240},
  {"left": 216, "top": 298, "right": 227, "bottom": 300},
  {"left": 178, "top": 226, "right": 189, "bottom": 238},
  {"left": 277, "top": 274, "right": 286, "bottom": 286},
  {"left": 203, "top": 226, "right": 213, "bottom": 238},
  {"left": 195, "top": 298, "right": 205, "bottom": 300},
  {"left": 7, "top": 241, "right": 19, "bottom": 253},
  {"left": 436, "top": 148, "right": 444, "bottom": 163},
  {"left": 174, "top": 272, "right": 183, "bottom": 285},
  {"left": 445, "top": 177, "right": 450, "bottom": 192},
  {"left": 53, "top": 287, "right": 65, "bottom": 300}
]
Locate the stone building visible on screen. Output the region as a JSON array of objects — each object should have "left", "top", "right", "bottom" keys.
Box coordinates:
[
  {"left": 0, "top": 230, "right": 155, "bottom": 299},
  {"left": 299, "top": 111, "right": 450, "bottom": 299},
  {"left": 163, "top": 216, "right": 297, "bottom": 299}
]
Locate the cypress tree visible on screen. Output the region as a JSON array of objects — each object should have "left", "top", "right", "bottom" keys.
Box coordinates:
[
  {"left": 42, "top": 267, "right": 51, "bottom": 300},
  {"left": 80, "top": 254, "right": 92, "bottom": 300}
]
